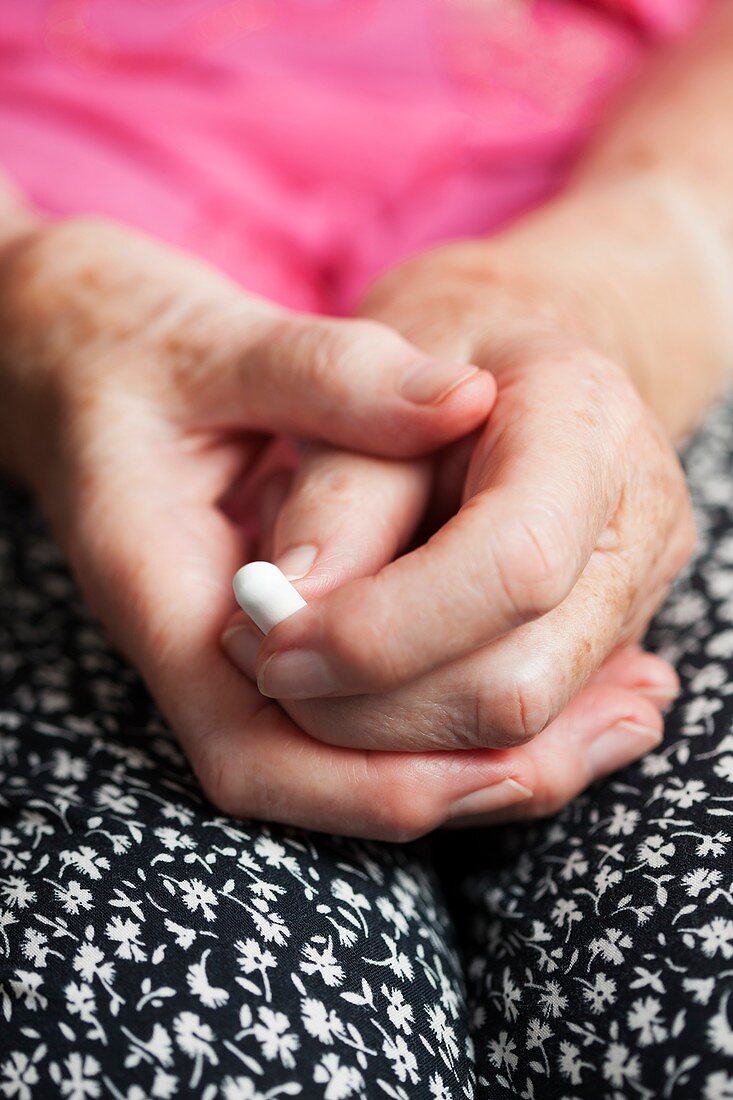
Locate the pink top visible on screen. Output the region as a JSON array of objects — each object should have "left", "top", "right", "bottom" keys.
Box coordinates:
[{"left": 0, "top": 0, "right": 709, "bottom": 313}]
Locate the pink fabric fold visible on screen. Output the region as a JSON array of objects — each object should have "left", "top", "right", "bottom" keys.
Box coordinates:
[{"left": 0, "top": 0, "right": 710, "bottom": 312}]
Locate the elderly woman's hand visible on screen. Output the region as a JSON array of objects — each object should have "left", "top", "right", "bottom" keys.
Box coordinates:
[
  {"left": 0, "top": 215, "right": 558, "bottom": 840},
  {"left": 223, "top": 197, "right": 693, "bottom": 825}
]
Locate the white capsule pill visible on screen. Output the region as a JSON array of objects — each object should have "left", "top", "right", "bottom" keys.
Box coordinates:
[{"left": 233, "top": 561, "right": 307, "bottom": 634}]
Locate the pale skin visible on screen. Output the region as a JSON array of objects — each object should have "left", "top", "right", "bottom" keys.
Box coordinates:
[{"left": 2, "top": 6, "right": 732, "bottom": 839}]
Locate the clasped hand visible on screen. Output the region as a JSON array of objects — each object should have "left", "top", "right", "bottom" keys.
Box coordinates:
[{"left": 1, "top": 219, "right": 691, "bottom": 838}]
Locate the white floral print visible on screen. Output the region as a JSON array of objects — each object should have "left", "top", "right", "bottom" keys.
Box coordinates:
[{"left": 3, "top": 396, "right": 733, "bottom": 1097}]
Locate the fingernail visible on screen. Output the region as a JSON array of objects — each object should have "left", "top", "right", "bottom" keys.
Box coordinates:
[
  {"left": 447, "top": 778, "right": 533, "bottom": 822},
  {"left": 587, "top": 720, "right": 662, "bottom": 781},
  {"left": 222, "top": 626, "right": 261, "bottom": 678},
  {"left": 637, "top": 682, "right": 680, "bottom": 707},
  {"left": 399, "top": 361, "right": 479, "bottom": 405},
  {"left": 258, "top": 650, "right": 337, "bottom": 699},
  {"left": 276, "top": 544, "right": 318, "bottom": 580}
]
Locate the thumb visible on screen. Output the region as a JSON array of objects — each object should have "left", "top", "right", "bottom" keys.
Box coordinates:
[{"left": 181, "top": 310, "right": 496, "bottom": 458}]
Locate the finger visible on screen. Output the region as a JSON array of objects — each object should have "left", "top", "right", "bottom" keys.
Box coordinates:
[
  {"left": 196, "top": 701, "right": 537, "bottom": 840},
  {"left": 587, "top": 644, "right": 680, "bottom": 704},
  {"left": 236, "top": 668, "right": 664, "bottom": 831},
  {"left": 254, "top": 354, "right": 632, "bottom": 699},
  {"left": 218, "top": 442, "right": 294, "bottom": 535},
  {"left": 421, "top": 431, "right": 478, "bottom": 535},
  {"left": 424, "top": 549, "right": 676, "bottom": 750},
  {"left": 224, "top": 575, "right": 678, "bottom": 757},
  {"left": 265, "top": 447, "right": 432, "bottom": 594},
  {"left": 63, "top": 443, "right": 248, "bottom": 697},
  {"left": 223, "top": 432, "right": 481, "bottom": 668},
  {"left": 256, "top": 468, "right": 295, "bottom": 558},
  {"left": 442, "top": 683, "right": 664, "bottom": 828},
  {"left": 181, "top": 311, "right": 496, "bottom": 458},
  {"left": 221, "top": 448, "right": 433, "bottom": 671},
  {"left": 358, "top": 555, "right": 675, "bottom": 752}
]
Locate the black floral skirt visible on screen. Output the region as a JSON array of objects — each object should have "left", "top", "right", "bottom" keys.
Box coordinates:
[{"left": 2, "top": 399, "right": 733, "bottom": 1100}]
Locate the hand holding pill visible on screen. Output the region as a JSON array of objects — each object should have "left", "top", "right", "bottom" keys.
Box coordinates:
[{"left": 6, "top": 217, "right": 554, "bottom": 839}]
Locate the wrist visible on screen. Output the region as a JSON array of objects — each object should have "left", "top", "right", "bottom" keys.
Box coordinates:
[{"left": 483, "top": 170, "right": 733, "bottom": 436}]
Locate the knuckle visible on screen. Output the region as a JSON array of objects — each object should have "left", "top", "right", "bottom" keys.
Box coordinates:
[
  {"left": 334, "top": 629, "right": 406, "bottom": 691},
  {"left": 674, "top": 507, "right": 697, "bottom": 573},
  {"left": 286, "top": 454, "right": 359, "bottom": 516},
  {"left": 310, "top": 317, "right": 407, "bottom": 379},
  {"left": 655, "top": 475, "right": 696, "bottom": 584},
  {"left": 323, "top": 592, "right": 411, "bottom": 691},
  {"left": 569, "top": 348, "right": 632, "bottom": 408},
  {"left": 479, "top": 665, "right": 555, "bottom": 747},
  {"left": 195, "top": 738, "right": 241, "bottom": 816},
  {"left": 194, "top": 730, "right": 261, "bottom": 820},
  {"left": 439, "top": 703, "right": 488, "bottom": 751},
  {"left": 507, "top": 756, "right": 567, "bottom": 819},
  {"left": 301, "top": 323, "right": 348, "bottom": 393},
  {"left": 370, "top": 778, "right": 437, "bottom": 842},
  {"left": 272, "top": 317, "right": 347, "bottom": 394},
  {"left": 494, "top": 509, "right": 574, "bottom": 621},
  {"left": 669, "top": 531, "right": 695, "bottom": 581},
  {"left": 342, "top": 316, "right": 400, "bottom": 352}
]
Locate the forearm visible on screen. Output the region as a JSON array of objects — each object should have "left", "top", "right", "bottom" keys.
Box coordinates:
[
  {"left": 577, "top": 3, "right": 733, "bottom": 232},
  {"left": 493, "top": 4, "right": 733, "bottom": 438}
]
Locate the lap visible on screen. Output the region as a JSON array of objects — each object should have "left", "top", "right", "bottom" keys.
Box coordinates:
[{"left": 4, "top": 394, "right": 733, "bottom": 1099}]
